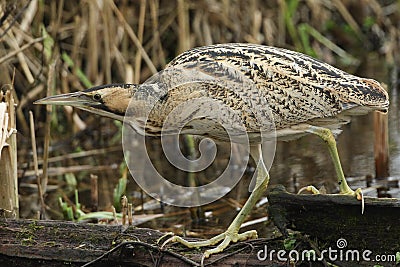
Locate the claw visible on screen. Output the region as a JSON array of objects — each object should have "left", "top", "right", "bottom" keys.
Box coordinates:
[{"left": 355, "top": 188, "right": 364, "bottom": 214}]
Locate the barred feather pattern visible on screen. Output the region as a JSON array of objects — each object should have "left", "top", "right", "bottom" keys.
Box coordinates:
[{"left": 132, "top": 43, "right": 388, "bottom": 141}]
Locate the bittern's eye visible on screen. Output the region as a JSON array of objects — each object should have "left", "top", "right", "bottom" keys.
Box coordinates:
[{"left": 93, "top": 93, "right": 102, "bottom": 101}]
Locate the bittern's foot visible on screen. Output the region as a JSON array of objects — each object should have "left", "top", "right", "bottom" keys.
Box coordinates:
[
  {"left": 297, "top": 185, "right": 325, "bottom": 195},
  {"left": 161, "top": 229, "right": 258, "bottom": 264},
  {"left": 298, "top": 185, "right": 364, "bottom": 214}
]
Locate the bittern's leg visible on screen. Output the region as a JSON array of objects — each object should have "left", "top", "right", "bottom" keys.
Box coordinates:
[
  {"left": 303, "top": 126, "right": 362, "bottom": 200},
  {"left": 161, "top": 144, "right": 270, "bottom": 260}
]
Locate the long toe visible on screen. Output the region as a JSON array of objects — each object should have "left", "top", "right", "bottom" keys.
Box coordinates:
[
  {"left": 202, "top": 230, "right": 258, "bottom": 258},
  {"left": 161, "top": 230, "right": 258, "bottom": 260},
  {"left": 298, "top": 185, "right": 321, "bottom": 194}
]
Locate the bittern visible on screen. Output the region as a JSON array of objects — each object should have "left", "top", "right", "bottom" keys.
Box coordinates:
[{"left": 35, "top": 43, "right": 389, "bottom": 260}]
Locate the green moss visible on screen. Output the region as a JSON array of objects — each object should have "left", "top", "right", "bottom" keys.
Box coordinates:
[
  {"left": 28, "top": 221, "right": 44, "bottom": 231},
  {"left": 17, "top": 221, "right": 43, "bottom": 246}
]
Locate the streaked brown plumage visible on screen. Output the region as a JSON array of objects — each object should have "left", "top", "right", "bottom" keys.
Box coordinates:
[
  {"left": 144, "top": 43, "right": 388, "bottom": 141},
  {"left": 35, "top": 43, "right": 389, "bottom": 260}
]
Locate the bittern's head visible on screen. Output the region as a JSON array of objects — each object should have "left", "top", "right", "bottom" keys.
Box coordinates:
[{"left": 34, "top": 84, "right": 138, "bottom": 121}]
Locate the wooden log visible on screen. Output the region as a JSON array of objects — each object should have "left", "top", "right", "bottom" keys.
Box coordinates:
[
  {"left": 268, "top": 185, "right": 400, "bottom": 256},
  {"left": 0, "top": 219, "right": 286, "bottom": 267},
  {"left": 3, "top": 187, "right": 399, "bottom": 266}
]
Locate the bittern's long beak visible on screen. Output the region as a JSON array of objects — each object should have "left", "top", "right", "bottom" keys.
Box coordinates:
[
  {"left": 34, "top": 91, "right": 126, "bottom": 121},
  {"left": 34, "top": 91, "right": 95, "bottom": 107}
]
